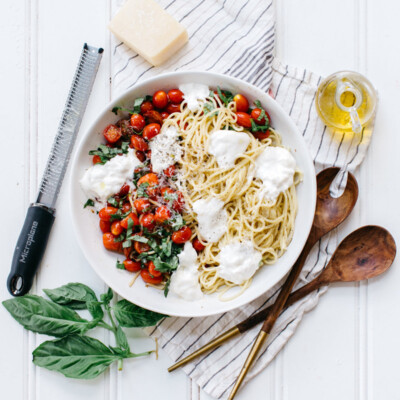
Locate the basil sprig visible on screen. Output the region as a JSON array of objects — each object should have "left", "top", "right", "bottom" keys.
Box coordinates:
[{"left": 3, "top": 283, "right": 167, "bottom": 379}]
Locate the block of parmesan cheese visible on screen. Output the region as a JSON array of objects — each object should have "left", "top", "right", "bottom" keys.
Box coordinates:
[{"left": 108, "top": 0, "right": 188, "bottom": 66}]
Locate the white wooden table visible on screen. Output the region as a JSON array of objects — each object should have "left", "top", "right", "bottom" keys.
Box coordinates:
[{"left": 1, "top": 1, "right": 399, "bottom": 399}]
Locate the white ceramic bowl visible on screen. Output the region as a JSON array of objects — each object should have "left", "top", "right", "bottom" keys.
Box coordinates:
[{"left": 70, "top": 71, "right": 316, "bottom": 317}]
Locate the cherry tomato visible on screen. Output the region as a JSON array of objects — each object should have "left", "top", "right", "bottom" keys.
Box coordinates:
[
  {"left": 142, "top": 123, "right": 161, "bottom": 140},
  {"left": 137, "top": 173, "right": 159, "bottom": 187},
  {"left": 134, "top": 198, "right": 151, "bottom": 214},
  {"left": 121, "top": 212, "right": 139, "bottom": 229},
  {"left": 99, "top": 207, "right": 118, "bottom": 222},
  {"left": 172, "top": 226, "right": 192, "bottom": 244},
  {"left": 121, "top": 203, "right": 132, "bottom": 213},
  {"left": 130, "top": 113, "right": 145, "bottom": 132},
  {"left": 134, "top": 240, "right": 151, "bottom": 254},
  {"left": 236, "top": 112, "right": 252, "bottom": 128},
  {"left": 163, "top": 165, "right": 176, "bottom": 177},
  {"left": 168, "top": 89, "right": 184, "bottom": 104},
  {"left": 130, "top": 135, "right": 148, "bottom": 151},
  {"left": 161, "top": 111, "right": 170, "bottom": 120},
  {"left": 103, "top": 233, "right": 121, "bottom": 251},
  {"left": 143, "top": 109, "right": 163, "bottom": 125},
  {"left": 140, "top": 101, "right": 154, "bottom": 114},
  {"left": 152, "top": 90, "right": 168, "bottom": 109},
  {"left": 103, "top": 124, "right": 122, "bottom": 144},
  {"left": 253, "top": 130, "right": 271, "bottom": 141},
  {"left": 119, "top": 184, "right": 130, "bottom": 196},
  {"left": 161, "top": 187, "right": 174, "bottom": 198},
  {"left": 92, "top": 155, "right": 102, "bottom": 164},
  {"left": 139, "top": 213, "right": 155, "bottom": 230},
  {"left": 251, "top": 108, "right": 271, "bottom": 126},
  {"left": 154, "top": 205, "right": 171, "bottom": 223},
  {"left": 145, "top": 150, "right": 152, "bottom": 159},
  {"left": 234, "top": 94, "right": 249, "bottom": 112},
  {"left": 193, "top": 238, "right": 206, "bottom": 252},
  {"left": 111, "top": 221, "right": 123, "bottom": 236},
  {"left": 166, "top": 103, "right": 181, "bottom": 114},
  {"left": 123, "top": 259, "right": 141, "bottom": 272},
  {"left": 148, "top": 261, "right": 162, "bottom": 277},
  {"left": 123, "top": 246, "right": 132, "bottom": 259},
  {"left": 141, "top": 269, "right": 163, "bottom": 284},
  {"left": 136, "top": 150, "right": 146, "bottom": 162},
  {"left": 172, "top": 191, "right": 185, "bottom": 213},
  {"left": 99, "top": 220, "right": 111, "bottom": 233}
]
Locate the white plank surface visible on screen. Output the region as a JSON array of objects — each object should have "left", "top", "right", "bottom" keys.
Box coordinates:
[{"left": 0, "top": 0, "right": 398, "bottom": 399}]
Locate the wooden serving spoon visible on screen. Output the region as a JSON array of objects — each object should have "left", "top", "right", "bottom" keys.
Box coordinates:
[
  {"left": 228, "top": 167, "right": 359, "bottom": 399},
  {"left": 169, "top": 167, "right": 358, "bottom": 374}
]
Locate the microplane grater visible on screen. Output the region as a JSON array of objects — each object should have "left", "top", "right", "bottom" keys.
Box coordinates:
[{"left": 8, "top": 43, "right": 103, "bottom": 296}]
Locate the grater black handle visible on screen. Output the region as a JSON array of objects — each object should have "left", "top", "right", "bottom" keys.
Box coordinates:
[{"left": 7, "top": 204, "right": 55, "bottom": 296}]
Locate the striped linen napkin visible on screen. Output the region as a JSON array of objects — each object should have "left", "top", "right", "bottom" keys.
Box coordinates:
[{"left": 110, "top": 1, "right": 372, "bottom": 398}]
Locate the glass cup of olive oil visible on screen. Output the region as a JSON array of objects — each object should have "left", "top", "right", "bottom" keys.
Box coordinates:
[{"left": 315, "top": 71, "right": 377, "bottom": 134}]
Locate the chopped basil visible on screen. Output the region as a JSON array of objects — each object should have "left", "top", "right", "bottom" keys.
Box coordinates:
[
  {"left": 163, "top": 278, "right": 171, "bottom": 297},
  {"left": 216, "top": 86, "right": 234, "bottom": 106},
  {"left": 137, "top": 182, "right": 150, "bottom": 198},
  {"left": 88, "top": 142, "right": 129, "bottom": 164},
  {"left": 83, "top": 199, "right": 94, "bottom": 208},
  {"left": 116, "top": 260, "right": 125, "bottom": 270}
]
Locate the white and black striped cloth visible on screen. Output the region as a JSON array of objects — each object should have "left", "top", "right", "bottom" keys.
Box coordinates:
[{"left": 111, "top": 1, "right": 372, "bottom": 398}]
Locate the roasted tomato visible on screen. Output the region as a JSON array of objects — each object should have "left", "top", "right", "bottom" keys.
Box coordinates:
[
  {"left": 111, "top": 221, "right": 123, "bottom": 236},
  {"left": 137, "top": 173, "right": 159, "bottom": 197},
  {"left": 134, "top": 240, "right": 151, "bottom": 254},
  {"left": 163, "top": 165, "right": 176, "bottom": 177},
  {"left": 141, "top": 269, "right": 163, "bottom": 284},
  {"left": 119, "top": 184, "right": 130, "bottom": 196},
  {"left": 103, "top": 233, "right": 121, "bottom": 251},
  {"left": 143, "top": 109, "right": 163, "bottom": 125},
  {"left": 121, "top": 212, "right": 139, "bottom": 229},
  {"left": 99, "top": 220, "right": 111, "bottom": 233},
  {"left": 99, "top": 207, "right": 118, "bottom": 222},
  {"left": 192, "top": 238, "right": 205, "bottom": 252},
  {"left": 166, "top": 103, "right": 181, "bottom": 114},
  {"left": 130, "top": 135, "right": 148, "bottom": 151},
  {"left": 251, "top": 108, "right": 271, "bottom": 126},
  {"left": 92, "top": 155, "right": 102, "bottom": 164},
  {"left": 236, "top": 112, "right": 252, "bottom": 128},
  {"left": 142, "top": 123, "right": 161, "bottom": 140},
  {"left": 123, "top": 259, "right": 141, "bottom": 272},
  {"left": 168, "top": 89, "right": 184, "bottom": 104},
  {"left": 253, "top": 130, "right": 271, "bottom": 141},
  {"left": 161, "top": 111, "right": 170, "bottom": 120},
  {"left": 103, "top": 124, "right": 122, "bottom": 144},
  {"left": 172, "top": 226, "right": 192, "bottom": 244},
  {"left": 152, "top": 90, "right": 168, "bottom": 109},
  {"left": 130, "top": 113, "right": 146, "bottom": 132},
  {"left": 154, "top": 205, "right": 171, "bottom": 223},
  {"left": 233, "top": 94, "right": 249, "bottom": 112},
  {"left": 140, "top": 100, "right": 154, "bottom": 114},
  {"left": 148, "top": 261, "right": 162, "bottom": 277},
  {"left": 139, "top": 213, "right": 155, "bottom": 230},
  {"left": 134, "top": 198, "right": 151, "bottom": 214}
]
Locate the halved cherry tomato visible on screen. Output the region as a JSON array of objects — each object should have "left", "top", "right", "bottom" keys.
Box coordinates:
[
  {"left": 130, "top": 113, "right": 146, "bottom": 132},
  {"left": 193, "top": 238, "right": 205, "bottom": 252},
  {"left": 234, "top": 94, "right": 249, "bottom": 112},
  {"left": 253, "top": 130, "right": 271, "bottom": 141},
  {"left": 136, "top": 150, "right": 146, "bottom": 162},
  {"left": 121, "top": 212, "right": 139, "bottom": 229},
  {"left": 99, "top": 207, "right": 118, "bottom": 222},
  {"left": 166, "top": 103, "right": 181, "bottom": 114},
  {"left": 119, "top": 184, "right": 130, "bottom": 196},
  {"left": 161, "top": 111, "right": 170, "bottom": 120},
  {"left": 251, "top": 108, "right": 271, "bottom": 126},
  {"left": 143, "top": 110, "right": 163, "bottom": 125},
  {"left": 103, "top": 124, "right": 122, "bottom": 144},
  {"left": 154, "top": 205, "right": 171, "bottom": 223},
  {"left": 137, "top": 173, "right": 159, "bottom": 187},
  {"left": 172, "top": 191, "right": 185, "bottom": 213},
  {"left": 99, "top": 220, "right": 111, "bottom": 233},
  {"left": 123, "top": 246, "right": 132, "bottom": 259},
  {"left": 163, "top": 165, "right": 176, "bottom": 177},
  {"left": 121, "top": 203, "right": 132, "bottom": 213},
  {"left": 139, "top": 213, "right": 155, "bottom": 230},
  {"left": 92, "top": 155, "right": 102, "bottom": 164},
  {"left": 140, "top": 100, "right": 154, "bottom": 114},
  {"left": 141, "top": 269, "right": 163, "bottom": 284},
  {"left": 111, "top": 221, "right": 123, "bottom": 236},
  {"left": 103, "top": 233, "right": 121, "bottom": 251},
  {"left": 134, "top": 240, "right": 151, "bottom": 254},
  {"left": 123, "top": 259, "right": 141, "bottom": 272},
  {"left": 146, "top": 150, "right": 152, "bottom": 159},
  {"left": 148, "top": 261, "right": 162, "bottom": 277},
  {"left": 142, "top": 123, "right": 161, "bottom": 140},
  {"left": 168, "top": 89, "right": 184, "bottom": 104},
  {"left": 134, "top": 198, "right": 151, "bottom": 214},
  {"left": 152, "top": 90, "right": 168, "bottom": 109},
  {"left": 172, "top": 226, "right": 192, "bottom": 244},
  {"left": 130, "top": 135, "right": 148, "bottom": 151},
  {"left": 236, "top": 112, "right": 252, "bottom": 128}
]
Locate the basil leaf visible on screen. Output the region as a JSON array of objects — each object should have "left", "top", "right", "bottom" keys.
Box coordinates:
[
  {"left": 153, "top": 256, "right": 179, "bottom": 273},
  {"left": 100, "top": 288, "right": 113, "bottom": 305},
  {"left": 43, "top": 283, "right": 97, "bottom": 310},
  {"left": 163, "top": 278, "right": 171, "bottom": 298},
  {"left": 86, "top": 301, "right": 104, "bottom": 321},
  {"left": 116, "top": 260, "right": 125, "bottom": 270},
  {"left": 113, "top": 300, "right": 167, "bottom": 327},
  {"left": 83, "top": 199, "right": 94, "bottom": 208},
  {"left": 32, "top": 335, "right": 121, "bottom": 379},
  {"left": 115, "top": 326, "right": 130, "bottom": 352},
  {"left": 3, "top": 295, "right": 90, "bottom": 337}
]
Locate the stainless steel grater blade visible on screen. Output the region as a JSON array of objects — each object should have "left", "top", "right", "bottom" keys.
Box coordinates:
[
  {"left": 36, "top": 43, "right": 103, "bottom": 209},
  {"left": 8, "top": 43, "right": 103, "bottom": 296}
]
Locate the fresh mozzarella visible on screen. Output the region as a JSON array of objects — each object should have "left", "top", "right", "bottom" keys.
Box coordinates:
[
  {"left": 208, "top": 130, "right": 250, "bottom": 169},
  {"left": 179, "top": 83, "right": 209, "bottom": 111}
]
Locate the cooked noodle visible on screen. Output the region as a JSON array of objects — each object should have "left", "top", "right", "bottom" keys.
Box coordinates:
[{"left": 163, "top": 95, "right": 300, "bottom": 297}]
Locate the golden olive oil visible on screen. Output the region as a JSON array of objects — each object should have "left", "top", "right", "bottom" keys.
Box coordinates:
[{"left": 315, "top": 71, "right": 377, "bottom": 133}]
